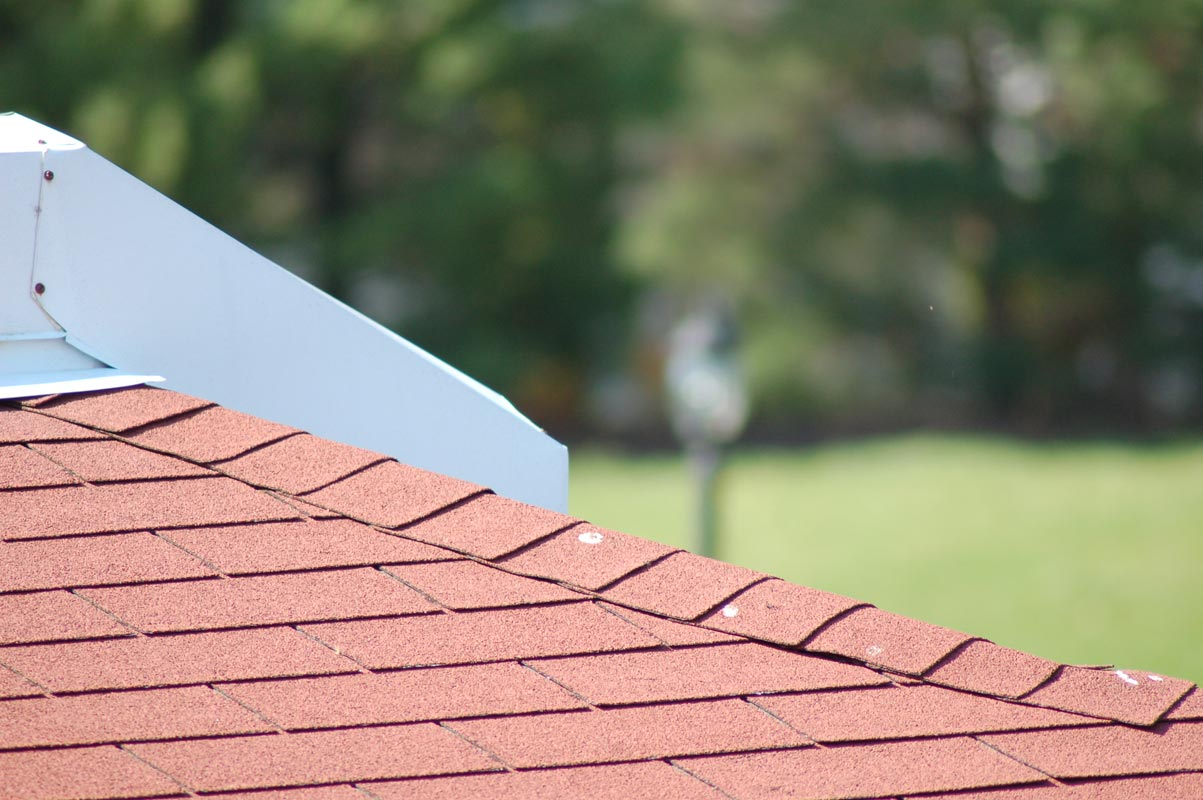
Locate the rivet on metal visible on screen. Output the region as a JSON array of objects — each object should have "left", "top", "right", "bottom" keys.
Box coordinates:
[
  {"left": 33, "top": 283, "right": 45, "bottom": 295},
  {"left": 42, "top": 170, "right": 54, "bottom": 181},
  {"left": 721, "top": 604, "right": 739, "bottom": 618},
  {"left": 577, "top": 530, "right": 604, "bottom": 545}
]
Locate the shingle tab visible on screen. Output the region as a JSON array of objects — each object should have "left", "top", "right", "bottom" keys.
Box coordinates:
[
  {"left": 756, "top": 684, "right": 1094, "bottom": 743},
  {"left": 32, "top": 439, "right": 212, "bottom": 482},
  {"left": 924, "top": 639, "right": 1060, "bottom": 699},
  {"left": 0, "top": 686, "right": 274, "bottom": 749},
  {"left": 0, "top": 444, "right": 78, "bottom": 488},
  {"left": 911, "top": 784, "right": 1070, "bottom": 799},
  {"left": 981, "top": 721, "right": 1203, "bottom": 779},
  {"left": 367, "top": 762, "right": 724, "bottom": 800},
  {"left": 209, "top": 788, "right": 366, "bottom": 800},
  {"left": 1066, "top": 773, "right": 1203, "bottom": 800},
  {"left": 0, "top": 626, "right": 356, "bottom": 692},
  {"left": 499, "top": 525, "right": 677, "bottom": 590},
  {"left": 1, "top": 384, "right": 1198, "bottom": 800},
  {"left": 385, "top": 559, "right": 580, "bottom": 610},
  {"left": 1166, "top": 687, "right": 1203, "bottom": 720},
  {"left": 448, "top": 699, "right": 807, "bottom": 768},
  {"left": 162, "top": 519, "right": 452, "bottom": 575},
  {"left": 529, "top": 642, "right": 887, "bottom": 706},
  {"left": 303, "top": 602, "right": 659, "bottom": 669},
  {"left": 32, "top": 386, "right": 213, "bottom": 432},
  {"left": 0, "top": 745, "right": 186, "bottom": 800},
  {"left": 918, "top": 775, "right": 1203, "bottom": 799},
  {"left": 600, "top": 604, "right": 741, "bottom": 646},
  {"left": 302, "top": 461, "right": 483, "bottom": 529},
  {"left": 398, "top": 493, "right": 579, "bottom": 559},
  {"left": 79, "top": 568, "right": 437, "bottom": 633},
  {"left": 129, "top": 724, "right": 500, "bottom": 792},
  {"left": 0, "top": 665, "right": 41, "bottom": 699},
  {"left": 1020, "top": 665, "right": 1193, "bottom": 725},
  {"left": 0, "top": 477, "right": 298, "bottom": 540},
  {"left": 804, "top": 606, "right": 973, "bottom": 675},
  {"left": 0, "top": 590, "right": 131, "bottom": 644},
  {"left": 0, "top": 407, "right": 109, "bottom": 443},
  {"left": 0, "top": 532, "right": 217, "bottom": 592},
  {"left": 215, "top": 433, "right": 387, "bottom": 494},
  {"left": 602, "top": 552, "right": 765, "bottom": 621},
  {"left": 208, "top": 788, "right": 366, "bottom": 800},
  {"left": 221, "top": 662, "right": 584, "bottom": 730},
  {"left": 679, "top": 737, "right": 1045, "bottom": 800},
  {"left": 696, "top": 579, "right": 866, "bottom": 646},
  {"left": 128, "top": 406, "right": 299, "bottom": 462}
]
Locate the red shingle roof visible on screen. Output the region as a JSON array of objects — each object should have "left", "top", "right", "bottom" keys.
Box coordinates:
[{"left": 1, "top": 386, "right": 1199, "bottom": 799}]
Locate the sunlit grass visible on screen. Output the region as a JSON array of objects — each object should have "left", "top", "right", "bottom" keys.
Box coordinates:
[{"left": 569, "top": 436, "right": 1203, "bottom": 683}]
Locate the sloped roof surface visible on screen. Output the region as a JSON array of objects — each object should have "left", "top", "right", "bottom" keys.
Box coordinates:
[{"left": 0, "top": 386, "right": 1200, "bottom": 800}]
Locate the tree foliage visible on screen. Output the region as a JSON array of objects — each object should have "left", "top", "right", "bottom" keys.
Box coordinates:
[{"left": 2, "top": 0, "right": 1200, "bottom": 435}]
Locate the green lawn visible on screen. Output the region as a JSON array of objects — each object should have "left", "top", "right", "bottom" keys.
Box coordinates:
[{"left": 569, "top": 435, "right": 1203, "bottom": 683}]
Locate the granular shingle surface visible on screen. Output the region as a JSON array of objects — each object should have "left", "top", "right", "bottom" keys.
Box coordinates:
[
  {"left": 448, "top": 699, "right": 807, "bottom": 767},
  {"left": 78, "top": 568, "right": 437, "bottom": 632},
  {"left": 804, "top": 605, "right": 973, "bottom": 675},
  {"left": 301, "top": 460, "right": 483, "bottom": 528},
  {"left": 0, "top": 685, "right": 274, "bottom": 748},
  {"left": 602, "top": 551, "right": 765, "bottom": 620},
  {"left": 160, "top": 518, "right": 451, "bottom": 575},
  {"left": 302, "top": 602, "right": 659, "bottom": 668},
  {"left": 368, "top": 762, "right": 725, "bottom": 800},
  {"left": 0, "top": 626, "right": 356, "bottom": 692},
  {"left": 214, "top": 433, "right": 387, "bottom": 494},
  {"left": 923, "top": 639, "right": 1060, "bottom": 698},
  {"left": 753, "top": 683, "right": 1094, "bottom": 743},
  {"left": 696, "top": 578, "right": 865, "bottom": 646},
  {"left": 678, "top": 737, "right": 1045, "bottom": 799},
  {"left": 0, "top": 590, "right": 132, "bottom": 645},
  {"left": 128, "top": 724, "right": 500, "bottom": 791},
  {"left": 385, "top": 558, "right": 580, "bottom": 609},
  {"left": 0, "top": 444, "right": 78, "bottom": 488},
  {"left": 0, "top": 532, "right": 217, "bottom": 591},
  {"left": 0, "top": 745, "right": 185, "bottom": 800},
  {"left": 30, "top": 385, "right": 212, "bottom": 432},
  {"left": 529, "top": 642, "right": 887, "bottom": 706},
  {"left": 499, "top": 524, "right": 677, "bottom": 590},
  {"left": 219, "top": 662, "right": 585, "bottom": 730},
  {"left": 0, "top": 477, "right": 297, "bottom": 540},
  {"left": 1, "top": 407, "right": 109, "bottom": 443},
  {"left": 1, "top": 385, "right": 1197, "bottom": 800},
  {"left": 397, "top": 492, "right": 578, "bottom": 558}
]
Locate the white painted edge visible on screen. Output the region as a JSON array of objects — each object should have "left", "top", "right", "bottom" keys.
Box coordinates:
[
  {"left": 4, "top": 113, "right": 569, "bottom": 511},
  {"left": 0, "top": 368, "right": 162, "bottom": 400}
]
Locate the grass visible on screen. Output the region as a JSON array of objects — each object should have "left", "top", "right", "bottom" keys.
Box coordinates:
[{"left": 569, "top": 435, "right": 1203, "bottom": 683}]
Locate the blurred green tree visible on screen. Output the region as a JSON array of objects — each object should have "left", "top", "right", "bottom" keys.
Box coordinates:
[
  {"left": 622, "top": 0, "right": 1203, "bottom": 432},
  {"left": 2, "top": 0, "right": 1199, "bottom": 435}
]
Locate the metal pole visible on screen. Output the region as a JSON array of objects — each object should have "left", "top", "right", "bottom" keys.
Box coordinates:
[{"left": 690, "top": 441, "right": 720, "bottom": 558}]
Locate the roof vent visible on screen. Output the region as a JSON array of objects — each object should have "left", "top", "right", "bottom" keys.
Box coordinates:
[{"left": 0, "top": 113, "right": 567, "bottom": 511}]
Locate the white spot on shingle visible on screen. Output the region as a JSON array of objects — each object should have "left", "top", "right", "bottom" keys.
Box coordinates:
[
  {"left": 1115, "top": 670, "right": 1139, "bottom": 686},
  {"left": 722, "top": 604, "right": 739, "bottom": 618},
  {"left": 578, "top": 530, "right": 604, "bottom": 545},
  {"left": 1149, "top": 674, "right": 1164, "bottom": 682},
  {"left": 866, "top": 645, "right": 883, "bottom": 658}
]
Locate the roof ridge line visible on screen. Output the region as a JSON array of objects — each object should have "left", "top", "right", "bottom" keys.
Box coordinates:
[{"left": 49, "top": 386, "right": 1190, "bottom": 731}]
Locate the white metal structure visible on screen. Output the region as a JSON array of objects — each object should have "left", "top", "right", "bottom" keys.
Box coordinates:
[{"left": 0, "top": 113, "right": 568, "bottom": 511}]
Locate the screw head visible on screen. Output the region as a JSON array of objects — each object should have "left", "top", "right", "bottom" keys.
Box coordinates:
[
  {"left": 42, "top": 170, "right": 54, "bottom": 181},
  {"left": 34, "top": 283, "right": 45, "bottom": 295}
]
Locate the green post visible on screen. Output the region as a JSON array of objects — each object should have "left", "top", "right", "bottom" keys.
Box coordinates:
[{"left": 691, "top": 442, "right": 721, "bottom": 558}]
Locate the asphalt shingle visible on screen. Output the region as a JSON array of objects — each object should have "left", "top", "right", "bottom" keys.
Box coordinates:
[{"left": 0, "top": 385, "right": 1196, "bottom": 800}]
